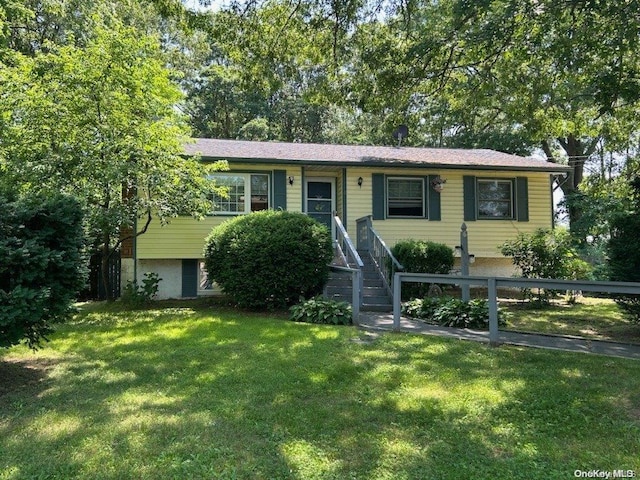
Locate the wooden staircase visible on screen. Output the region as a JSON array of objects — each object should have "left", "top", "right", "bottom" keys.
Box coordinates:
[{"left": 324, "top": 250, "right": 393, "bottom": 312}]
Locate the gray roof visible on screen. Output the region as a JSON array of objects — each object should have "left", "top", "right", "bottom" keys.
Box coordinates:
[{"left": 184, "top": 138, "right": 569, "bottom": 173}]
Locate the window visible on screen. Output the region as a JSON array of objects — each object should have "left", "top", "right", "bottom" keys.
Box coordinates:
[
  {"left": 387, "top": 177, "right": 424, "bottom": 217},
  {"left": 477, "top": 179, "right": 513, "bottom": 219},
  {"left": 210, "top": 173, "right": 269, "bottom": 214}
]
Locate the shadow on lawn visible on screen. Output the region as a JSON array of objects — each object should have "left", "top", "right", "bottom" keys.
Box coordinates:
[
  {"left": 0, "top": 358, "right": 52, "bottom": 399},
  {"left": 1, "top": 305, "right": 640, "bottom": 479}
]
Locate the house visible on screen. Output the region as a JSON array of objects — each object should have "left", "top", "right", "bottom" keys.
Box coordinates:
[{"left": 122, "top": 138, "right": 570, "bottom": 300}]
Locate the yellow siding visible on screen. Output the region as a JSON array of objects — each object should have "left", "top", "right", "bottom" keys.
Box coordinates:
[
  {"left": 136, "top": 163, "right": 553, "bottom": 260},
  {"left": 343, "top": 168, "right": 552, "bottom": 258},
  {"left": 287, "top": 166, "right": 303, "bottom": 212},
  {"left": 137, "top": 163, "right": 302, "bottom": 259}
]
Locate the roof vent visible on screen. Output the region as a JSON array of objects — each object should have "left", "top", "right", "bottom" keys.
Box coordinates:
[{"left": 392, "top": 124, "right": 409, "bottom": 147}]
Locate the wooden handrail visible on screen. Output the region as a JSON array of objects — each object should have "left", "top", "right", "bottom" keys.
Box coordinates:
[{"left": 334, "top": 215, "right": 364, "bottom": 268}]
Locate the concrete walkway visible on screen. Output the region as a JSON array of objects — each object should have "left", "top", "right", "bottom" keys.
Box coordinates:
[{"left": 357, "top": 312, "right": 640, "bottom": 360}]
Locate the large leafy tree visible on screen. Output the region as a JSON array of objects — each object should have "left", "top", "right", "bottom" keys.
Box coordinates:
[
  {"left": 185, "top": 1, "right": 337, "bottom": 142},
  {"left": 344, "top": 0, "right": 640, "bottom": 224},
  {"left": 2, "top": 16, "right": 223, "bottom": 299}
]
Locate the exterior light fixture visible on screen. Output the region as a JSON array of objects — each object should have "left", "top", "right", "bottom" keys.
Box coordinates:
[
  {"left": 431, "top": 176, "right": 446, "bottom": 192},
  {"left": 288, "top": 176, "right": 294, "bottom": 186},
  {"left": 357, "top": 177, "right": 363, "bottom": 188}
]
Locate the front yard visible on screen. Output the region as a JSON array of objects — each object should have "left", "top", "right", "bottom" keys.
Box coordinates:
[
  {"left": 1, "top": 301, "right": 639, "bottom": 479},
  {"left": 503, "top": 296, "right": 640, "bottom": 343}
]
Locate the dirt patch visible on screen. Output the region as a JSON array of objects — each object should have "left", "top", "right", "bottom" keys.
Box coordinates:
[{"left": 0, "top": 358, "right": 54, "bottom": 398}]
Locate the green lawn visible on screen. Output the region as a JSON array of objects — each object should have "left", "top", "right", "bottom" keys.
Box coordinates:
[
  {"left": 503, "top": 296, "right": 640, "bottom": 344},
  {"left": 1, "top": 301, "right": 639, "bottom": 479}
]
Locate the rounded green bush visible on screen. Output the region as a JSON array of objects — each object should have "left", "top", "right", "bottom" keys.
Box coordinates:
[
  {"left": 203, "top": 210, "right": 333, "bottom": 309},
  {"left": 391, "top": 239, "right": 454, "bottom": 299}
]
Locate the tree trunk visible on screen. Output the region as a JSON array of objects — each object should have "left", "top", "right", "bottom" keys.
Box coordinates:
[
  {"left": 101, "top": 234, "right": 113, "bottom": 302},
  {"left": 543, "top": 134, "right": 599, "bottom": 228}
]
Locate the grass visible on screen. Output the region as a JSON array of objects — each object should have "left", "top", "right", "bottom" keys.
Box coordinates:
[
  {"left": 502, "top": 296, "right": 640, "bottom": 344},
  {"left": 1, "top": 300, "right": 640, "bottom": 479}
]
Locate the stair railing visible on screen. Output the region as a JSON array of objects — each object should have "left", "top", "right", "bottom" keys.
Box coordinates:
[
  {"left": 333, "top": 215, "right": 363, "bottom": 311},
  {"left": 334, "top": 215, "right": 364, "bottom": 269},
  {"left": 356, "top": 215, "right": 404, "bottom": 297}
]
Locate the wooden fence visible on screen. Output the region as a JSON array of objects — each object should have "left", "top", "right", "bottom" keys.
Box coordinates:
[{"left": 392, "top": 273, "right": 640, "bottom": 346}]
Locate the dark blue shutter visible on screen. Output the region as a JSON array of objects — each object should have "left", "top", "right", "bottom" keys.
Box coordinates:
[
  {"left": 463, "top": 176, "right": 477, "bottom": 221},
  {"left": 516, "top": 177, "right": 529, "bottom": 222},
  {"left": 273, "top": 170, "right": 287, "bottom": 210},
  {"left": 372, "top": 173, "right": 385, "bottom": 220},
  {"left": 427, "top": 175, "right": 441, "bottom": 221},
  {"left": 182, "top": 259, "right": 198, "bottom": 298}
]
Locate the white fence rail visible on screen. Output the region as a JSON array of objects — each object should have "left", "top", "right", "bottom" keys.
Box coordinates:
[{"left": 392, "top": 273, "right": 640, "bottom": 346}]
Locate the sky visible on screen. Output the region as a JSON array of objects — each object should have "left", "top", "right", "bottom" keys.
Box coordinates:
[{"left": 183, "top": 0, "right": 221, "bottom": 11}]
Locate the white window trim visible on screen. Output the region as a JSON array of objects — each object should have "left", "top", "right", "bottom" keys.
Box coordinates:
[
  {"left": 386, "top": 176, "right": 426, "bottom": 218},
  {"left": 208, "top": 173, "right": 270, "bottom": 215},
  {"left": 476, "top": 178, "right": 514, "bottom": 220}
]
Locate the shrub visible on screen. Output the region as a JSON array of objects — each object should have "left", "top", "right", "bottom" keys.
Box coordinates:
[
  {"left": 121, "top": 272, "right": 162, "bottom": 307},
  {"left": 500, "top": 228, "right": 592, "bottom": 303},
  {"left": 0, "top": 194, "right": 85, "bottom": 349},
  {"left": 203, "top": 210, "right": 333, "bottom": 309},
  {"left": 390, "top": 239, "right": 454, "bottom": 300},
  {"left": 289, "top": 297, "right": 352, "bottom": 325},
  {"left": 608, "top": 193, "right": 640, "bottom": 322},
  {"left": 401, "top": 296, "right": 507, "bottom": 329},
  {"left": 402, "top": 296, "right": 442, "bottom": 320}
]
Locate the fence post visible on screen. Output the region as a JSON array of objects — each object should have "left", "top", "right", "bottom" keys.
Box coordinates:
[
  {"left": 393, "top": 273, "right": 401, "bottom": 331},
  {"left": 460, "top": 223, "right": 470, "bottom": 302},
  {"left": 487, "top": 277, "right": 499, "bottom": 346},
  {"left": 352, "top": 269, "right": 360, "bottom": 321},
  {"left": 366, "top": 215, "right": 373, "bottom": 252}
]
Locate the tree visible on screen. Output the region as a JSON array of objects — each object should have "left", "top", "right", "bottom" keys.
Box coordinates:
[
  {"left": 346, "top": 0, "right": 640, "bottom": 224},
  {"left": 0, "top": 194, "right": 84, "bottom": 349},
  {"left": 185, "top": 2, "right": 336, "bottom": 142},
  {"left": 608, "top": 177, "right": 640, "bottom": 322},
  {"left": 2, "top": 17, "right": 225, "bottom": 299},
  {"left": 500, "top": 228, "right": 592, "bottom": 303}
]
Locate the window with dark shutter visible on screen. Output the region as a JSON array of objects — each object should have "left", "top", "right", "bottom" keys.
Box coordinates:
[{"left": 387, "top": 178, "right": 425, "bottom": 217}]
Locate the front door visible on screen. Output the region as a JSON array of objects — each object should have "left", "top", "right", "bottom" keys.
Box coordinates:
[{"left": 305, "top": 177, "right": 335, "bottom": 237}]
